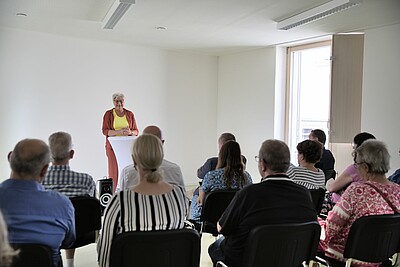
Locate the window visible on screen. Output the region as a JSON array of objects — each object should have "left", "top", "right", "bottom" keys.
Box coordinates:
[{"left": 286, "top": 41, "right": 332, "bottom": 164}]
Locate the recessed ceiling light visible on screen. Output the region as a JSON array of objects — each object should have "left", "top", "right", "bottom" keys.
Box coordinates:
[
  {"left": 16, "top": 13, "right": 27, "bottom": 17},
  {"left": 155, "top": 26, "right": 167, "bottom": 30}
]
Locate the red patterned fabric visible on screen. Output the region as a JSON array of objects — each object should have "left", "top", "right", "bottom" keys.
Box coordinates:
[{"left": 319, "top": 180, "right": 400, "bottom": 267}]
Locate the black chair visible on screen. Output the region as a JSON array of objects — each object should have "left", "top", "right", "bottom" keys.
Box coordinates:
[
  {"left": 324, "top": 169, "right": 337, "bottom": 182},
  {"left": 10, "top": 243, "right": 53, "bottom": 267},
  {"left": 344, "top": 214, "right": 400, "bottom": 266},
  {"left": 199, "top": 190, "right": 238, "bottom": 236},
  {"left": 309, "top": 188, "right": 326, "bottom": 214},
  {"left": 320, "top": 214, "right": 400, "bottom": 267},
  {"left": 216, "top": 221, "right": 321, "bottom": 267},
  {"left": 63, "top": 196, "right": 102, "bottom": 248},
  {"left": 110, "top": 229, "right": 201, "bottom": 267}
]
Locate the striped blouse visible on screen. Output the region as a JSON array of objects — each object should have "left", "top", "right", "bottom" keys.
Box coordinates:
[
  {"left": 97, "top": 185, "right": 187, "bottom": 267},
  {"left": 287, "top": 164, "right": 326, "bottom": 189}
]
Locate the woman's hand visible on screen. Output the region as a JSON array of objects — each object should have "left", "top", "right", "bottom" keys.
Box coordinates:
[{"left": 121, "top": 128, "right": 132, "bottom": 136}]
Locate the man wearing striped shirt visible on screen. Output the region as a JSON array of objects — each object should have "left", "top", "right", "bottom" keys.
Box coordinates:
[{"left": 43, "top": 131, "right": 96, "bottom": 267}]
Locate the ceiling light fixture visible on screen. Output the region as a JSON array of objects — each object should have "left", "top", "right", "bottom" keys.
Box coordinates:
[
  {"left": 102, "top": 0, "right": 135, "bottom": 30},
  {"left": 277, "top": 0, "right": 362, "bottom": 30},
  {"left": 155, "top": 26, "right": 167, "bottom": 30}
]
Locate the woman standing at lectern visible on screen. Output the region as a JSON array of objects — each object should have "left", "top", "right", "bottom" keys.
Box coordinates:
[{"left": 102, "top": 93, "right": 139, "bottom": 191}]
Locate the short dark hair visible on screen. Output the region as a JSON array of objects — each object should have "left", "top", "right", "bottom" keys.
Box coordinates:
[
  {"left": 218, "top": 133, "right": 236, "bottom": 144},
  {"left": 310, "top": 129, "right": 326, "bottom": 145},
  {"left": 353, "top": 132, "right": 376, "bottom": 148},
  {"left": 297, "top": 140, "right": 323, "bottom": 164}
]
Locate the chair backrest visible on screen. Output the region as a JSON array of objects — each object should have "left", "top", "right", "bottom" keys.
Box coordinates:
[
  {"left": 343, "top": 213, "right": 400, "bottom": 264},
  {"left": 324, "top": 169, "right": 336, "bottom": 182},
  {"left": 309, "top": 188, "right": 326, "bottom": 214},
  {"left": 10, "top": 243, "right": 53, "bottom": 267},
  {"left": 200, "top": 190, "right": 238, "bottom": 236},
  {"left": 66, "top": 196, "right": 102, "bottom": 248},
  {"left": 243, "top": 221, "right": 321, "bottom": 267},
  {"left": 110, "top": 229, "right": 201, "bottom": 267}
]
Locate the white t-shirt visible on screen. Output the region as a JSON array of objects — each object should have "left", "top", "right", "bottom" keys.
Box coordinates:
[{"left": 116, "top": 159, "right": 186, "bottom": 192}]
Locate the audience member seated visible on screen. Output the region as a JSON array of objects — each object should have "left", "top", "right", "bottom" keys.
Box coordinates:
[
  {"left": 42, "top": 131, "right": 96, "bottom": 267},
  {"left": 117, "top": 125, "right": 185, "bottom": 192},
  {"left": 189, "top": 141, "right": 252, "bottom": 229},
  {"left": 388, "top": 168, "right": 400, "bottom": 184},
  {"left": 319, "top": 139, "right": 400, "bottom": 267},
  {"left": 208, "top": 139, "right": 316, "bottom": 267},
  {"left": 97, "top": 134, "right": 187, "bottom": 267},
  {"left": 197, "top": 133, "right": 246, "bottom": 184},
  {"left": 309, "top": 129, "right": 335, "bottom": 173},
  {"left": 0, "top": 210, "right": 19, "bottom": 267},
  {"left": 0, "top": 139, "right": 75, "bottom": 267},
  {"left": 287, "top": 139, "right": 326, "bottom": 189},
  {"left": 326, "top": 132, "right": 376, "bottom": 204}
]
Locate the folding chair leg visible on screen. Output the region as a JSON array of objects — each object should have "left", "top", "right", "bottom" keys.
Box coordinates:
[
  {"left": 392, "top": 253, "right": 399, "bottom": 266},
  {"left": 216, "top": 261, "right": 228, "bottom": 267}
]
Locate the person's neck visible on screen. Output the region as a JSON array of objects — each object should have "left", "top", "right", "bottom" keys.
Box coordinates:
[
  {"left": 11, "top": 172, "right": 41, "bottom": 182},
  {"left": 52, "top": 160, "right": 69, "bottom": 166},
  {"left": 133, "top": 174, "right": 171, "bottom": 195},
  {"left": 366, "top": 173, "right": 390, "bottom": 184},
  {"left": 115, "top": 108, "right": 124, "bottom": 117},
  {"left": 300, "top": 162, "right": 318, "bottom": 171}
]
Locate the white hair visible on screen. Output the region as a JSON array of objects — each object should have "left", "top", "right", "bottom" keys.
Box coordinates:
[
  {"left": 0, "top": 211, "right": 19, "bottom": 267},
  {"left": 112, "top": 93, "right": 125, "bottom": 101}
]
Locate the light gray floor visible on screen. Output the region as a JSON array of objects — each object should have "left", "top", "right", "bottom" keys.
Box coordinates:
[{"left": 62, "top": 233, "right": 215, "bottom": 267}]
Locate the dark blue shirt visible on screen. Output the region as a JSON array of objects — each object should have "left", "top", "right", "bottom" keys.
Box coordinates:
[
  {"left": 0, "top": 179, "right": 75, "bottom": 266},
  {"left": 315, "top": 148, "right": 335, "bottom": 172},
  {"left": 389, "top": 169, "right": 400, "bottom": 184}
]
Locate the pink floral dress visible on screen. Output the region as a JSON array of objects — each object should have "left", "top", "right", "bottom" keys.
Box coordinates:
[{"left": 319, "top": 180, "right": 400, "bottom": 267}]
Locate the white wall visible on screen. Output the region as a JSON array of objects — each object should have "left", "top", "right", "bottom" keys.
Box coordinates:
[
  {"left": 1, "top": 23, "right": 399, "bottom": 186},
  {"left": 217, "top": 48, "right": 277, "bottom": 181},
  {"left": 362, "top": 23, "right": 400, "bottom": 176},
  {"left": 0, "top": 27, "right": 218, "bottom": 186}
]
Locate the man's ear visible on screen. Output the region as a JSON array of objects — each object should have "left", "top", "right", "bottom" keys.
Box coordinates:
[
  {"left": 260, "top": 160, "right": 267, "bottom": 173},
  {"left": 38, "top": 164, "right": 49, "bottom": 183},
  {"left": 70, "top": 150, "right": 75, "bottom": 159}
]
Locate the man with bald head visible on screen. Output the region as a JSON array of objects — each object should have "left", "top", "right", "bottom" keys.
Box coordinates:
[
  {"left": 117, "top": 125, "right": 186, "bottom": 192},
  {"left": 0, "top": 139, "right": 75, "bottom": 267}
]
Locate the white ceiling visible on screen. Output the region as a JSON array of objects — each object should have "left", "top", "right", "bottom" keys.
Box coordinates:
[{"left": 0, "top": 0, "right": 399, "bottom": 56}]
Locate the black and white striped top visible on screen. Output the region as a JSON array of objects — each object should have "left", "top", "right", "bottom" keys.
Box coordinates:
[
  {"left": 97, "top": 185, "right": 187, "bottom": 267},
  {"left": 286, "top": 165, "right": 326, "bottom": 190}
]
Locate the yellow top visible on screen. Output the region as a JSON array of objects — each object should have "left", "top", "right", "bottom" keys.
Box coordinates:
[{"left": 113, "top": 109, "right": 129, "bottom": 135}]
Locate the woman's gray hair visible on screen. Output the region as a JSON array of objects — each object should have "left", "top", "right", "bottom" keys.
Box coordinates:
[
  {"left": 355, "top": 139, "right": 390, "bottom": 174},
  {"left": 48, "top": 132, "right": 73, "bottom": 161},
  {"left": 0, "top": 211, "right": 19, "bottom": 267},
  {"left": 112, "top": 93, "right": 125, "bottom": 101},
  {"left": 132, "top": 134, "right": 164, "bottom": 183}
]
